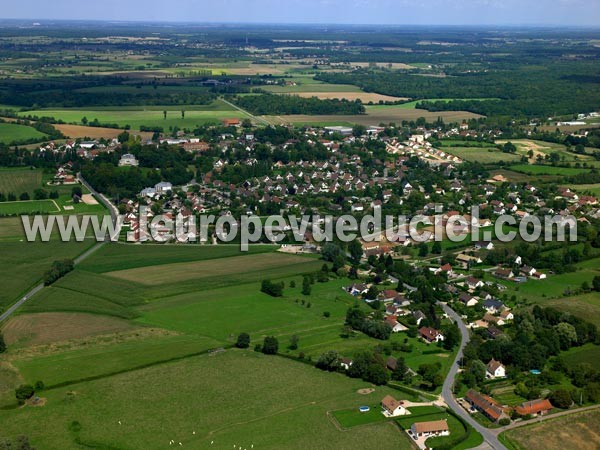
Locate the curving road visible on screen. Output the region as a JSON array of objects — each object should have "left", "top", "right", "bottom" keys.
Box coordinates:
[{"left": 438, "top": 302, "right": 508, "bottom": 450}]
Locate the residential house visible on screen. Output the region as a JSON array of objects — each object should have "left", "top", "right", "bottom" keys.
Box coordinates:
[
  {"left": 410, "top": 420, "right": 450, "bottom": 438},
  {"left": 483, "top": 299, "right": 505, "bottom": 314},
  {"left": 381, "top": 395, "right": 408, "bottom": 417},
  {"left": 340, "top": 358, "right": 353, "bottom": 371},
  {"left": 385, "top": 316, "right": 408, "bottom": 333},
  {"left": 419, "top": 327, "right": 445, "bottom": 343},
  {"left": 486, "top": 359, "right": 506, "bottom": 379}
]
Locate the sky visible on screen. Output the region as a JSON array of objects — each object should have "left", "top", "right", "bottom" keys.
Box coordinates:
[{"left": 2, "top": 0, "right": 600, "bottom": 27}]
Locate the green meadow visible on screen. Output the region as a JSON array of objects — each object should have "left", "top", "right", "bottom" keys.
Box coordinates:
[
  {"left": 0, "top": 122, "right": 48, "bottom": 144},
  {"left": 1, "top": 350, "right": 413, "bottom": 450}
]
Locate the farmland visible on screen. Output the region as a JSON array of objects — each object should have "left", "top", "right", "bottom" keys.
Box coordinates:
[
  {"left": 0, "top": 350, "right": 413, "bottom": 450},
  {"left": 501, "top": 408, "right": 600, "bottom": 450},
  {"left": 0, "top": 168, "right": 43, "bottom": 197},
  {"left": 18, "top": 100, "right": 246, "bottom": 131},
  {"left": 0, "top": 123, "right": 48, "bottom": 144},
  {"left": 443, "top": 147, "right": 521, "bottom": 164}
]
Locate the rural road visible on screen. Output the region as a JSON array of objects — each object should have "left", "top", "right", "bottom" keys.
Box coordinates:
[
  {"left": 219, "top": 97, "right": 272, "bottom": 126},
  {"left": 438, "top": 302, "right": 508, "bottom": 450},
  {"left": 0, "top": 175, "right": 116, "bottom": 324}
]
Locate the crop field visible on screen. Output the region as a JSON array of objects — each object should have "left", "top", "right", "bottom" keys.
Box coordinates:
[
  {"left": 53, "top": 123, "right": 153, "bottom": 139},
  {"left": 443, "top": 147, "right": 521, "bottom": 164},
  {"left": 105, "top": 252, "right": 320, "bottom": 285},
  {"left": 0, "top": 350, "right": 412, "bottom": 450},
  {"left": 501, "top": 409, "right": 600, "bottom": 450},
  {"left": 0, "top": 168, "right": 43, "bottom": 197},
  {"left": 264, "top": 105, "right": 482, "bottom": 127},
  {"left": 78, "top": 243, "right": 277, "bottom": 272},
  {"left": 2, "top": 312, "right": 135, "bottom": 347},
  {"left": 0, "top": 122, "right": 48, "bottom": 144}
]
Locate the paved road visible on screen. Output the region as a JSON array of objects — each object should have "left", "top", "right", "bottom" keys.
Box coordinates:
[
  {"left": 438, "top": 302, "right": 508, "bottom": 450},
  {"left": 0, "top": 175, "right": 116, "bottom": 324},
  {"left": 219, "top": 97, "right": 272, "bottom": 126}
]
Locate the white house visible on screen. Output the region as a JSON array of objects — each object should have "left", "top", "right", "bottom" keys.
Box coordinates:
[
  {"left": 385, "top": 316, "right": 408, "bottom": 333},
  {"left": 381, "top": 396, "right": 408, "bottom": 417},
  {"left": 154, "top": 181, "right": 173, "bottom": 194},
  {"left": 118, "top": 153, "right": 139, "bottom": 167},
  {"left": 486, "top": 359, "right": 507, "bottom": 379},
  {"left": 410, "top": 420, "right": 450, "bottom": 438},
  {"left": 340, "top": 358, "right": 353, "bottom": 371}
]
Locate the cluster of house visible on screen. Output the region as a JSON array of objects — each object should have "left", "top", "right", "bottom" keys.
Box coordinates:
[
  {"left": 51, "top": 163, "right": 77, "bottom": 185},
  {"left": 380, "top": 395, "right": 450, "bottom": 439},
  {"left": 464, "top": 389, "right": 553, "bottom": 422},
  {"left": 386, "top": 134, "right": 463, "bottom": 167}
]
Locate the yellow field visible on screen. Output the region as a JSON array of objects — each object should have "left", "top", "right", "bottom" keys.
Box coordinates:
[
  {"left": 503, "top": 409, "right": 600, "bottom": 450},
  {"left": 2, "top": 312, "right": 135, "bottom": 347}
]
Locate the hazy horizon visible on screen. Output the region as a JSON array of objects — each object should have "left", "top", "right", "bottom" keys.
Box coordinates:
[{"left": 2, "top": 0, "right": 599, "bottom": 27}]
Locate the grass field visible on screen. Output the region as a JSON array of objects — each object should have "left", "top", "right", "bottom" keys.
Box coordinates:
[
  {"left": 0, "top": 240, "right": 95, "bottom": 310},
  {"left": 443, "top": 147, "right": 521, "bottom": 164},
  {"left": 18, "top": 100, "right": 245, "bottom": 130},
  {"left": 561, "top": 343, "right": 600, "bottom": 371},
  {"left": 0, "top": 168, "right": 43, "bottom": 196},
  {"left": 0, "top": 123, "right": 48, "bottom": 144},
  {"left": 501, "top": 408, "right": 600, "bottom": 450},
  {"left": 0, "top": 350, "right": 413, "bottom": 449},
  {"left": 78, "top": 243, "right": 277, "bottom": 273},
  {"left": 568, "top": 183, "right": 600, "bottom": 197},
  {"left": 509, "top": 164, "right": 589, "bottom": 176},
  {"left": 0, "top": 199, "right": 60, "bottom": 215}
]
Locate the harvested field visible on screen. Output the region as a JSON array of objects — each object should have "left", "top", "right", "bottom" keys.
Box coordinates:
[
  {"left": 291, "top": 92, "right": 407, "bottom": 102},
  {"left": 263, "top": 108, "right": 481, "bottom": 127},
  {"left": 503, "top": 409, "right": 600, "bottom": 450},
  {"left": 2, "top": 312, "right": 136, "bottom": 347},
  {"left": 54, "top": 124, "right": 152, "bottom": 140},
  {"left": 105, "top": 253, "right": 320, "bottom": 286}
]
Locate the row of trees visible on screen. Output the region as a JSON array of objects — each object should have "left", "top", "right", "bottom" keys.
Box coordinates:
[{"left": 232, "top": 94, "right": 365, "bottom": 115}]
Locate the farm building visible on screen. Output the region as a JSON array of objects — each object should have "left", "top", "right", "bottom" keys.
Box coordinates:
[
  {"left": 515, "top": 399, "right": 553, "bottom": 417},
  {"left": 465, "top": 389, "right": 509, "bottom": 422}
]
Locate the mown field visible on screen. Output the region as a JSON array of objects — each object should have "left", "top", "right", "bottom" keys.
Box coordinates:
[
  {"left": 443, "top": 146, "right": 521, "bottom": 164},
  {"left": 0, "top": 122, "right": 47, "bottom": 144},
  {"left": 509, "top": 164, "right": 590, "bottom": 176},
  {"left": 0, "top": 350, "right": 413, "bottom": 450},
  {"left": 501, "top": 408, "right": 600, "bottom": 450},
  {"left": 18, "top": 100, "right": 246, "bottom": 131}
]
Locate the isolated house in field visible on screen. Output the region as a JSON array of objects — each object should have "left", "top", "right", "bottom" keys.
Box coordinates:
[
  {"left": 486, "top": 359, "right": 506, "bottom": 379},
  {"left": 465, "top": 390, "right": 509, "bottom": 422},
  {"left": 339, "top": 358, "right": 353, "bottom": 371},
  {"left": 410, "top": 420, "right": 450, "bottom": 438},
  {"left": 515, "top": 399, "right": 553, "bottom": 417},
  {"left": 381, "top": 395, "right": 407, "bottom": 417},
  {"left": 419, "top": 326, "right": 444, "bottom": 343}
]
